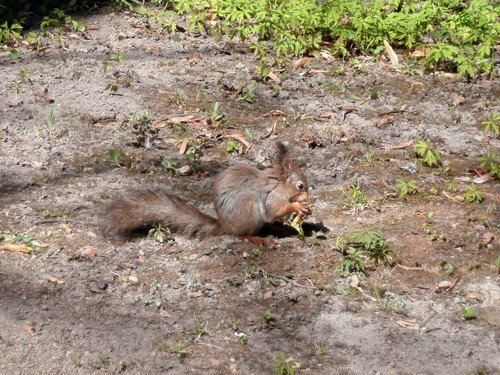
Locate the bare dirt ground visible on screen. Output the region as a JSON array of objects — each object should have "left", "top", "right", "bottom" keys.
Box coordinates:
[{"left": 0, "top": 8, "right": 499, "bottom": 375}]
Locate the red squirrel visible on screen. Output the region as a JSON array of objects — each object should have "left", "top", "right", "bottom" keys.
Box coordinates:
[{"left": 103, "top": 142, "right": 311, "bottom": 245}]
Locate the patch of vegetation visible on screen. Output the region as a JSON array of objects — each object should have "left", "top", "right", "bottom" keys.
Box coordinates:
[
  {"left": 335, "top": 227, "right": 395, "bottom": 277},
  {"left": 169, "top": 0, "right": 497, "bottom": 76},
  {"left": 415, "top": 139, "right": 441, "bottom": 167},
  {"left": 480, "top": 151, "right": 499, "bottom": 179},
  {"left": 148, "top": 224, "right": 171, "bottom": 243},
  {"left": 0, "top": 230, "right": 43, "bottom": 253},
  {"left": 344, "top": 177, "right": 367, "bottom": 208},
  {"left": 395, "top": 178, "right": 417, "bottom": 198},
  {"left": 102, "top": 53, "right": 126, "bottom": 71},
  {"left": 275, "top": 352, "right": 296, "bottom": 375},
  {"left": 226, "top": 140, "right": 241, "bottom": 153},
  {"left": 263, "top": 310, "right": 274, "bottom": 324},
  {"left": 188, "top": 322, "right": 208, "bottom": 341},
  {"left": 481, "top": 112, "right": 499, "bottom": 135},
  {"left": 108, "top": 149, "right": 133, "bottom": 169},
  {"left": 461, "top": 306, "right": 477, "bottom": 320},
  {"left": 440, "top": 260, "right": 456, "bottom": 276},
  {"left": 463, "top": 184, "right": 484, "bottom": 203},
  {"left": 41, "top": 207, "right": 68, "bottom": 219},
  {"left": 373, "top": 287, "right": 408, "bottom": 315},
  {"left": 336, "top": 247, "right": 366, "bottom": 277},
  {"left": 3, "top": 0, "right": 497, "bottom": 76}
]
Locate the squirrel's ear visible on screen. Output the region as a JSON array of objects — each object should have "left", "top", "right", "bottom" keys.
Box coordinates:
[{"left": 276, "top": 142, "right": 294, "bottom": 174}]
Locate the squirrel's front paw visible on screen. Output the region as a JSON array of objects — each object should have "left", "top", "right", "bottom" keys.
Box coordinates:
[{"left": 293, "top": 202, "right": 312, "bottom": 217}]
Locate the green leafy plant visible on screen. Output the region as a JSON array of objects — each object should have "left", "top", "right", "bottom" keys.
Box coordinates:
[
  {"left": 463, "top": 184, "right": 484, "bottom": 203},
  {"left": 108, "top": 149, "right": 133, "bottom": 169},
  {"left": 395, "top": 179, "right": 417, "bottom": 198},
  {"left": 170, "top": 0, "right": 497, "bottom": 76},
  {"left": 0, "top": 21, "right": 22, "bottom": 45},
  {"left": 275, "top": 353, "right": 296, "bottom": 375},
  {"left": 263, "top": 310, "right": 273, "bottom": 324},
  {"left": 102, "top": 53, "right": 125, "bottom": 71},
  {"left": 344, "top": 178, "right": 367, "bottom": 207},
  {"left": 40, "top": 8, "right": 86, "bottom": 32},
  {"left": 461, "top": 306, "right": 477, "bottom": 320},
  {"left": 336, "top": 247, "right": 366, "bottom": 277},
  {"left": 148, "top": 224, "right": 171, "bottom": 243},
  {"left": 480, "top": 151, "right": 499, "bottom": 179},
  {"left": 373, "top": 287, "right": 408, "bottom": 315},
  {"left": 335, "top": 227, "right": 395, "bottom": 277},
  {"left": 347, "top": 227, "right": 395, "bottom": 265},
  {"left": 415, "top": 140, "right": 441, "bottom": 167},
  {"left": 226, "top": 140, "right": 241, "bottom": 153},
  {"left": 481, "top": 112, "right": 499, "bottom": 135},
  {"left": 440, "top": 261, "right": 456, "bottom": 276}
]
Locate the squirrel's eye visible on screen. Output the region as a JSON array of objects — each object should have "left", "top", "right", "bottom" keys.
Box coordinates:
[{"left": 296, "top": 182, "right": 304, "bottom": 190}]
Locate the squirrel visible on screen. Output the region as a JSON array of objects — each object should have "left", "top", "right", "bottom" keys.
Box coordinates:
[{"left": 103, "top": 142, "right": 311, "bottom": 246}]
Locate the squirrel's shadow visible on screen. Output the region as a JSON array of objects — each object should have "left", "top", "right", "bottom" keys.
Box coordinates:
[
  {"left": 259, "top": 221, "right": 330, "bottom": 239},
  {"left": 118, "top": 221, "right": 329, "bottom": 241}
]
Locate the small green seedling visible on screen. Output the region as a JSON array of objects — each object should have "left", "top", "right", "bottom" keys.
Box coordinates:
[
  {"left": 275, "top": 352, "right": 296, "bottom": 375},
  {"left": 480, "top": 151, "right": 499, "bottom": 179},
  {"left": 336, "top": 247, "right": 366, "bottom": 276},
  {"left": 263, "top": 310, "right": 273, "bottom": 324},
  {"left": 345, "top": 183, "right": 367, "bottom": 207},
  {"left": 463, "top": 184, "right": 484, "bottom": 203},
  {"left": 148, "top": 224, "right": 171, "bottom": 243},
  {"left": 446, "top": 180, "right": 458, "bottom": 192},
  {"left": 226, "top": 140, "right": 241, "bottom": 153},
  {"left": 480, "top": 112, "right": 499, "bottom": 135},
  {"left": 102, "top": 53, "right": 125, "bottom": 71},
  {"left": 395, "top": 179, "right": 417, "bottom": 198},
  {"left": 461, "top": 306, "right": 477, "bottom": 320},
  {"left": 108, "top": 149, "right": 132, "bottom": 169},
  {"left": 415, "top": 139, "right": 441, "bottom": 167},
  {"left": 440, "top": 261, "right": 456, "bottom": 275}
]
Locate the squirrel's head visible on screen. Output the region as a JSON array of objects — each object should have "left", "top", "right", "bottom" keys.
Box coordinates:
[{"left": 276, "top": 142, "right": 309, "bottom": 202}]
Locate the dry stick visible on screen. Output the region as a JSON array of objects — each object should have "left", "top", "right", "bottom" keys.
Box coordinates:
[
  {"left": 446, "top": 275, "right": 461, "bottom": 294},
  {"left": 419, "top": 311, "right": 437, "bottom": 332}
]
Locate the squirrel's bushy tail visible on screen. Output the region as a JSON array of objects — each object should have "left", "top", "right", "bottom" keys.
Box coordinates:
[{"left": 103, "top": 190, "right": 221, "bottom": 237}]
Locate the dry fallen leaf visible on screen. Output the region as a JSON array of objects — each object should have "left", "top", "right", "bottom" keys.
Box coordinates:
[
  {"left": 59, "top": 223, "right": 73, "bottom": 233},
  {"left": 262, "top": 110, "right": 287, "bottom": 117},
  {"left": 86, "top": 23, "right": 100, "bottom": 31},
  {"left": 292, "top": 57, "right": 313, "bottom": 71},
  {"left": 410, "top": 48, "right": 430, "bottom": 58},
  {"left": 223, "top": 132, "right": 251, "bottom": 152},
  {"left": 395, "top": 319, "right": 419, "bottom": 329},
  {"left": 159, "top": 309, "right": 171, "bottom": 317},
  {"left": 482, "top": 232, "right": 495, "bottom": 245},
  {"left": 466, "top": 291, "right": 481, "bottom": 301},
  {"left": 442, "top": 191, "right": 464, "bottom": 202},
  {"left": 187, "top": 290, "right": 204, "bottom": 297},
  {"left": 261, "top": 120, "right": 277, "bottom": 139},
  {"left": 43, "top": 88, "right": 54, "bottom": 104},
  {"left": 381, "top": 140, "right": 414, "bottom": 150},
  {"left": 383, "top": 40, "right": 399, "bottom": 67},
  {"left": 45, "top": 275, "right": 65, "bottom": 284},
  {"left": 0, "top": 243, "right": 30, "bottom": 253},
  {"left": 266, "top": 70, "right": 281, "bottom": 84},
  {"left": 376, "top": 115, "right": 394, "bottom": 128},
  {"left": 178, "top": 138, "right": 189, "bottom": 154},
  {"left": 128, "top": 275, "right": 139, "bottom": 283},
  {"left": 22, "top": 322, "right": 36, "bottom": 333},
  {"left": 81, "top": 247, "right": 97, "bottom": 257}
]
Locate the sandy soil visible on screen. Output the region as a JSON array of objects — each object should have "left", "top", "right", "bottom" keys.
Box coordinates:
[{"left": 0, "top": 8, "right": 499, "bottom": 375}]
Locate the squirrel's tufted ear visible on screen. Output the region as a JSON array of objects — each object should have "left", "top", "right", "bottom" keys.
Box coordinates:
[{"left": 276, "top": 142, "right": 294, "bottom": 174}]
